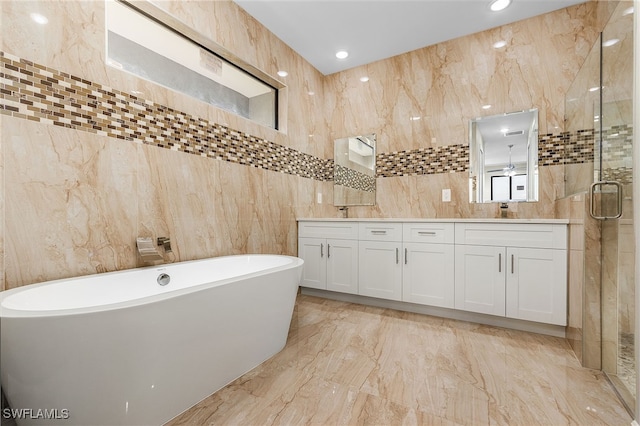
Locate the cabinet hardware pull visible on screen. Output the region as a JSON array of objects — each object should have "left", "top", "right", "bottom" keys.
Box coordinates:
[
  {"left": 396, "top": 248, "right": 399, "bottom": 264},
  {"left": 327, "top": 244, "right": 331, "bottom": 258},
  {"left": 371, "top": 230, "right": 387, "bottom": 235},
  {"left": 320, "top": 243, "right": 324, "bottom": 258},
  {"left": 511, "top": 254, "right": 514, "bottom": 274},
  {"left": 418, "top": 231, "right": 436, "bottom": 235},
  {"left": 405, "top": 248, "right": 408, "bottom": 264},
  {"left": 498, "top": 253, "right": 502, "bottom": 272}
]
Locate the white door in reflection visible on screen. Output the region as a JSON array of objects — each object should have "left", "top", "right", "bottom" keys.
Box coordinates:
[{"left": 491, "top": 174, "right": 526, "bottom": 202}]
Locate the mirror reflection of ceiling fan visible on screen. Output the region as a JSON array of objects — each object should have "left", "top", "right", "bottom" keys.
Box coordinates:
[{"left": 488, "top": 144, "right": 517, "bottom": 176}]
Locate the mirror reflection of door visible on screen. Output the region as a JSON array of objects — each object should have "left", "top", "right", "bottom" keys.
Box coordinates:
[
  {"left": 491, "top": 174, "right": 526, "bottom": 202},
  {"left": 469, "top": 108, "right": 538, "bottom": 203}
]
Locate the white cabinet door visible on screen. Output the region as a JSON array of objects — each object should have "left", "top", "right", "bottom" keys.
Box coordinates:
[
  {"left": 298, "top": 237, "right": 326, "bottom": 290},
  {"left": 403, "top": 242, "right": 455, "bottom": 308},
  {"left": 506, "top": 247, "right": 567, "bottom": 325},
  {"left": 359, "top": 240, "right": 402, "bottom": 301},
  {"left": 454, "top": 245, "right": 506, "bottom": 316},
  {"left": 326, "top": 239, "right": 359, "bottom": 294}
]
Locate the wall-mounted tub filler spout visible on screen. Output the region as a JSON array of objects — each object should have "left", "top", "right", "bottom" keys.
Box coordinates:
[
  {"left": 136, "top": 237, "right": 164, "bottom": 262},
  {"left": 338, "top": 206, "right": 349, "bottom": 218},
  {"left": 157, "top": 237, "right": 172, "bottom": 253}
]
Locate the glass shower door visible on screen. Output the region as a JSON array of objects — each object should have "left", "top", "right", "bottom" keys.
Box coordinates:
[{"left": 596, "top": 0, "right": 635, "bottom": 413}]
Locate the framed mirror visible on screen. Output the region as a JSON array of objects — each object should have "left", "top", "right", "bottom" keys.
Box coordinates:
[
  {"left": 469, "top": 109, "right": 539, "bottom": 203},
  {"left": 334, "top": 134, "right": 376, "bottom": 206}
]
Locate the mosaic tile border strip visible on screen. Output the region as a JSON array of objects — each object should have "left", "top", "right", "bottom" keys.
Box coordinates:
[
  {"left": 334, "top": 164, "right": 376, "bottom": 192},
  {"left": 0, "top": 51, "right": 333, "bottom": 181},
  {"left": 602, "top": 124, "right": 633, "bottom": 164},
  {"left": 539, "top": 130, "right": 595, "bottom": 166},
  {"left": 0, "top": 52, "right": 622, "bottom": 182},
  {"left": 376, "top": 144, "right": 469, "bottom": 178}
]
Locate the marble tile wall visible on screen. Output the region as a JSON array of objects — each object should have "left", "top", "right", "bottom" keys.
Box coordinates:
[
  {"left": 323, "top": 1, "right": 603, "bottom": 220},
  {"left": 0, "top": 0, "right": 607, "bottom": 291},
  {"left": 0, "top": 0, "right": 335, "bottom": 290}
]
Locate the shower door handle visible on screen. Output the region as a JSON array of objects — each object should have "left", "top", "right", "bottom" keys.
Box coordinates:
[{"left": 589, "top": 181, "right": 623, "bottom": 220}]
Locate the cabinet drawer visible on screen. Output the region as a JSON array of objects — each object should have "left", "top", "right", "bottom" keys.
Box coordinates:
[
  {"left": 358, "top": 223, "right": 403, "bottom": 242},
  {"left": 454, "top": 223, "right": 567, "bottom": 249},
  {"left": 298, "top": 221, "right": 358, "bottom": 239},
  {"left": 403, "top": 223, "right": 454, "bottom": 244}
]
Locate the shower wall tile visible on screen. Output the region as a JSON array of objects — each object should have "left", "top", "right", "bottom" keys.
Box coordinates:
[
  {"left": 601, "top": 219, "right": 619, "bottom": 374},
  {"left": 583, "top": 193, "right": 603, "bottom": 370}
]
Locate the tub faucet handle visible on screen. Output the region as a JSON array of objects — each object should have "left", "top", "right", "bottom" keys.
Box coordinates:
[{"left": 157, "top": 237, "right": 172, "bottom": 253}]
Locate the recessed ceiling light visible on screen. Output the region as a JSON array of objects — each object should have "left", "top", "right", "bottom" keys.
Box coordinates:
[
  {"left": 359, "top": 76, "right": 369, "bottom": 82},
  {"left": 492, "top": 40, "right": 507, "bottom": 49},
  {"left": 277, "top": 70, "right": 288, "bottom": 77},
  {"left": 489, "top": 0, "right": 511, "bottom": 12},
  {"left": 336, "top": 50, "right": 349, "bottom": 59},
  {"left": 482, "top": 104, "right": 492, "bottom": 110},
  {"left": 623, "top": 7, "right": 634, "bottom": 16},
  {"left": 603, "top": 38, "right": 619, "bottom": 47},
  {"left": 30, "top": 12, "right": 48, "bottom": 25}
]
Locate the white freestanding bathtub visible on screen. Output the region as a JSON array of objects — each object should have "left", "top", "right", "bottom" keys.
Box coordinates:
[{"left": 0, "top": 254, "right": 303, "bottom": 425}]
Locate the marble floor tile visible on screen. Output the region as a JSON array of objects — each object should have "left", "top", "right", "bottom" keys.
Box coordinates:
[{"left": 167, "top": 295, "right": 632, "bottom": 426}]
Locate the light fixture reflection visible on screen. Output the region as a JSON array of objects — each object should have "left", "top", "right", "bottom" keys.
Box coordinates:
[
  {"left": 277, "top": 70, "right": 288, "bottom": 77},
  {"left": 603, "top": 38, "right": 619, "bottom": 47},
  {"left": 30, "top": 12, "right": 48, "bottom": 25},
  {"left": 359, "top": 76, "right": 369, "bottom": 82},
  {"left": 492, "top": 40, "right": 507, "bottom": 49},
  {"left": 482, "top": 105, "right": 492, "bottom": 110},
  {"left": 489, "top": 0, "right": 511, "bottom": 12}
]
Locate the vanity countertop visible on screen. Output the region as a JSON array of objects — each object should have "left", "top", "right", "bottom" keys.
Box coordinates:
[{"left": 297, "top": 218, "right": 570, "bottom": 224}]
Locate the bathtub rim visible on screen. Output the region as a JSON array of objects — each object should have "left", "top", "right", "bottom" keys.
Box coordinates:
[{"left": 0, "top": 254, "right": 303, "bottom": 319}]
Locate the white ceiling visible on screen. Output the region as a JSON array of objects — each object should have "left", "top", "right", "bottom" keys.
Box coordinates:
[{"left": 233, "top": 0, "right": 587, "bottom": 75}]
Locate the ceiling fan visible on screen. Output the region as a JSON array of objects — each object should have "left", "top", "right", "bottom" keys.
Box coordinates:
[{"left": 488, "top": 144, "right": 517, "bottom": 176}]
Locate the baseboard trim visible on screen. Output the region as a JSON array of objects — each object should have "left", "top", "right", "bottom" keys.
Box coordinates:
[{"left": 300, "top": 287, "right": 566, "bottom": 338}]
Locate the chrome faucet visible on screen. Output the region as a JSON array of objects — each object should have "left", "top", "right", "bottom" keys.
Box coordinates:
[
  {"left": 157, "top": 237, "right": 172, "bottom": 253},
  {"left": 499, "top": 202, "right": 509, "bottom": 218}
]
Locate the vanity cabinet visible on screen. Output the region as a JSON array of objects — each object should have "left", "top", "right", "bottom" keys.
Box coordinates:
[
  {"left": 298, "top": 222, "right": 359, "bottom": 294},
  {"left": 297, "top": 219, "right": 568, "bottom": 330},
  {"left": 454, "top": 223, "right": 567, "bottom": 325},
  {"left": 402, "top": 223, "right": 455, "bottom": 308},
  {"left": 358, "top": 223, "right": 403, "bottom": 300}
]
